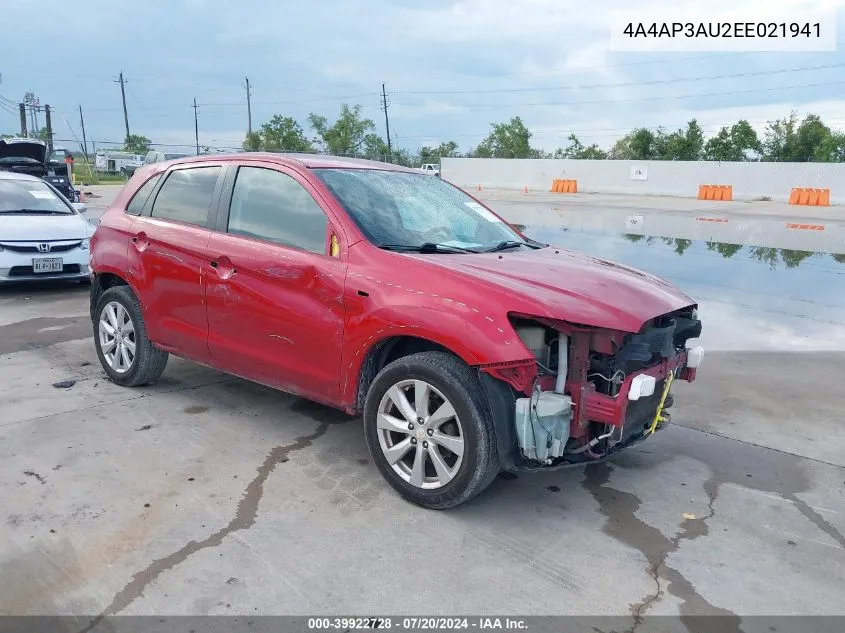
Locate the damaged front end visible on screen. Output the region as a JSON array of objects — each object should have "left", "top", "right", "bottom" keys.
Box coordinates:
[{"left": 479, "top": 308, "right": 703, "bottom": 471}]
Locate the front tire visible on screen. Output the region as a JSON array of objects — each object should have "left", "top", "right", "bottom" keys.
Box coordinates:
[
  {"left": 363, "top": 351, "right": 500, "bottom": 509},
  {"left": 93, "top": 285, "right": 169, "bottom": 387}
]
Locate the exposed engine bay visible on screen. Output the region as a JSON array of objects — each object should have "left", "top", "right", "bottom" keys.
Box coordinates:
[{"left": 508, "top": 307, "right": 703, "bottom": 466}]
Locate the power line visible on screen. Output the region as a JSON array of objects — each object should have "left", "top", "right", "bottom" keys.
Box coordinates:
[
  {"left": 393, "top": 80, "right": 845, "bottom": 109},
  {"left": 72, "top": 61, "right": 836, "bottom": 115},
  {"left": 394, "top": 63, "right": 845, "bottom": 96}
]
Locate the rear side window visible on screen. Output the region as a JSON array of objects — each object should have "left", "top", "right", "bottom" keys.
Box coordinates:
[
  {"left": 150, "top": 166, "right": 220, "bottom": 227},
  {"left": 125, "top": 173, "right": 162, "bottom": 215},
  {"left": 227, "top": 167, "right": 327, "bottom": 254}
]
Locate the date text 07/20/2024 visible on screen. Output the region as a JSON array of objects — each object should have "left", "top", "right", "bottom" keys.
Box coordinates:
[{"left": 307, "top": 617, "right": 528, "bottom": 630}]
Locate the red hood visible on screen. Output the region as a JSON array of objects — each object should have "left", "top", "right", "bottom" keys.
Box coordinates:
[{"left": 415, "top": 246, "right": 696, "bottom": 333}]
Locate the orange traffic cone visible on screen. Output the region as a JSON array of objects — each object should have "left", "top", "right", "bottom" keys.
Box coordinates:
[
  {"left": 523, "top": 186, "right": 529, "bottom": 194},
  {"left": 476, "top": 184, "right": 482, "bottom": 191}
]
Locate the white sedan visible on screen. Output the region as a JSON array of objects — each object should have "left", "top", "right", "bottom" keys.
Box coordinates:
[{"left": 0, "top": 171, "right": 93, "bottom": 283}]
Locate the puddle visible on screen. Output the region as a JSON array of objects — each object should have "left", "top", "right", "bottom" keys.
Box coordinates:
[{"left": 519, "top": 226, "right": 845, "bottom": 352}]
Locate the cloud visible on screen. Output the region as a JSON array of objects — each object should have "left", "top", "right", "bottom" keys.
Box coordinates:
[{"left": 2, "top": 0, "right": 844, "bottom": 153}]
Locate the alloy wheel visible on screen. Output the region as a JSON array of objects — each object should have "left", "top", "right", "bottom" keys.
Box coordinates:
[
  {"left": 98, "top": 301, "right": 136, "bottom": 374},
  {"left": 376, "top": 379, "right": 465, "bottom": 489}
]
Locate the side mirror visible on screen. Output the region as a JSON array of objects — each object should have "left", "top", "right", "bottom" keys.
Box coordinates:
[{"left": 72, "top": 202, "right": 88, "bottom": 213}]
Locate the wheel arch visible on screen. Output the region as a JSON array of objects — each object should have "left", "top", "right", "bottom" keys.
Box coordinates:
[
  {"left": 89, "top": 271, "right": 131, "bottom": 322},
  {"left": 351, "top": 334, "right": 460, "bottom": 413}
]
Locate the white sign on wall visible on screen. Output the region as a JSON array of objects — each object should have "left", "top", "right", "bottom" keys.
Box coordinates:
[{"left": 630, "top": 165, "right": 648, "bottom": 180}]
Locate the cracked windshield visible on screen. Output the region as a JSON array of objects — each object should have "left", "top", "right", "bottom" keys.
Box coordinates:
[{"left": 1, "top": 1, "right": 843, "bottom": 632}]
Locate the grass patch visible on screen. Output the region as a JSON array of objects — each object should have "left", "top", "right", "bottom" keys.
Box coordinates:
[{"left": 71, "top": 161, "right": 128, "bottom": 185}]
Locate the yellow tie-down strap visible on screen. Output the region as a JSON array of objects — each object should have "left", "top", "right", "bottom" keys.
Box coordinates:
[{"left": 646, "top": 370, "right": 675, "bottom": 436}]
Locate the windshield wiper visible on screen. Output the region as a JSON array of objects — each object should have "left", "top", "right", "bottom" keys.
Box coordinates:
[
  {"left": 483, "top": 240, "right": 528, "bottom": 253},
  {"left": 378, "top": 242, "right": 479, "bottom": 254},
  {"left": 483, "top": 239, "right": 546, "bottom": 253},
  {"left": 0, "top": 209, "right": 67, "bottom": 215}
]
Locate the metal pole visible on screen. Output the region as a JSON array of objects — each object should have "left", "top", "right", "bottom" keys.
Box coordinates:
[
  {"left": 245, "top": 77, "right": 252, "bottom": 135},
  {"left": 79, "top": 105, "right": 89, "bottom": 162},
  {"left": 117, "top": 71, "right": 130, "bottom": 141},
  {"left": 19, "top": 103, "right": 28, "bottom": 137},
  {"left": 44, "top": 105, "right": 54, "bottom": 153},
  {"left": 381, "top": 83, "right": 392, "bottom": 161},
  {"left": 193, "top": 98, "right": 200, "bottom": 155}
]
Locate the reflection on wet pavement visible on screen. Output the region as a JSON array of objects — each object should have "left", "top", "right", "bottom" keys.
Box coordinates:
[{"left": 519, "top": 225, "right": 845, "bottom": 352}]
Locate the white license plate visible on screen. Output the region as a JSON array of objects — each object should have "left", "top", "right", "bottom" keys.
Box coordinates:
[{"left": 32, "top": 257, "right": 63, "bottom": 273}]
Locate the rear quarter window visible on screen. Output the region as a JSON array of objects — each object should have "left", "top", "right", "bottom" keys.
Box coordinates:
[{"left": 125, "top": 173, "right": 163, "bottom": 215}]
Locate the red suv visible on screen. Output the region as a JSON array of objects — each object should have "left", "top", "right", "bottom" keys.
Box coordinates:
[{"left": 89, "top": 154, "right": 704, "bottom": 509}]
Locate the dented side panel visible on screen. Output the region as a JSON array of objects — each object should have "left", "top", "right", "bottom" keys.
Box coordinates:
[
  {"left": 205, "top": 230, "right": 348, "bottom": 403},
  {"left": 338, "top": 247, "right": 536, "bottom": 406}
]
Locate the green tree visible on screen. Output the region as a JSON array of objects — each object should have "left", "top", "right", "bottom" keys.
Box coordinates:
[
  {"left": 472, "top": 117, "right": 534, "bottom": 158},
  {"left": 556, "top": 134, "right": 608, "bottom": 159},
  {"left": 796, "top": 114, "right": 830, "bottom": 161},
  {"left": 815, "top": 132, "right": 845, "bottom": 162},
  {"left": 659, "top": 120, "right": 704, "bottom": 161},
  {"left": 703, "top": 120, "right": 762, "bottom": 161},
  {"left": 609, "top": 134, "right": 634, "bottom": 159},
  {"left": 419, "top": 141, "right": 459, "bottom": 164},
  {"left": 832, "top": 253, "right": 845, "bottom": 264},
  {"left": 762, "top": 112, "right": 800, "bottom": 161},
  {"left": 256, "top": 115, "right": 313, "bottom": 152},
  {"left": 308, "top": 104, "right": 381, "bottom": 156},
  {"left": 628, "top": 128, "right": 659, "bottom": 160},
  {"left": 123, "top": 134, "right": 152, "bottom": 154},
  {"left": 391, "top": 148, "right": 414, "bottom": 167},
  {"left": 242, "top": 131, "right": 262, "bottom": 152},
  {"left": 363, "top": 133, "right": 390, "bottom": 161}
]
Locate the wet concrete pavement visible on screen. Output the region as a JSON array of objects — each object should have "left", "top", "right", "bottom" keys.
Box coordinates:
[{"left": 1, "top": 190, "right": 843, "bottom": 624}]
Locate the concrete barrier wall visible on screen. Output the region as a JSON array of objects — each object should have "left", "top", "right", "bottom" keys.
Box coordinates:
[{"left": 440, "top": 158, "right": 845, "bottom": 204}]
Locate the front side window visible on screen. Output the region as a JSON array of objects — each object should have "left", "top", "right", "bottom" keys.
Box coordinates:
[
  {"left": 125, "top": 173, "right": 163, "bottom": 215},
  {"left": 313, "top": 168, "right": 525, "bottom": 251},
  {"left": 150, "top": 166, "right": 220, "bottom": 227},
  {"left": 227, "top": 167, "right": 328, "bottom": 255}
]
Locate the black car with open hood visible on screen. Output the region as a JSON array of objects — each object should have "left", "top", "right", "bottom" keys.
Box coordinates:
[{"left": 0, "top": 138, "right": 78, "bottom": 201}]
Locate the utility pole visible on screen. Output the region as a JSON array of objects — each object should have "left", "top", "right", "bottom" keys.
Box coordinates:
[
  {"left": 192, "top": 98, "right": 200, "bottom": 155},
  {"left": 79, "top": 105, "right": 89, "bottom": 162},
  {"left": 44, "top": 104, "right": 53, "bottom": 152},
  {"left": 24, "top": 92, "right": 37, "bottom": 135},
  {"left": 115, "top": 71, "right": 130, "bottom": 141},
  {"left": 381, "top": 83, "right": 392, "bottom": 162},
  {"left": 245, "top": 76, "right": 252, "bottom": 135},
  {"left": 18, "top": 103, "right": 27, "bottom": 137}
]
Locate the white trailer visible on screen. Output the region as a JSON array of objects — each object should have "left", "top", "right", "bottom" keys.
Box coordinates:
[{"left": 94, "top": 150, "right": 144, "bottom": 175}]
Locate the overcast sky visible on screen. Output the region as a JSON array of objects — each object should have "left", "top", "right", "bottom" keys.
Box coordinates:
[{"left": 2, "top": 0, "right": 844, "bottom": 154}]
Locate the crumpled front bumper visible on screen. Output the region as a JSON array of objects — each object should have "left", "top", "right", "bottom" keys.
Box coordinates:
[{"left": 582, "top": 346, "right": 703, "bottom": 428}]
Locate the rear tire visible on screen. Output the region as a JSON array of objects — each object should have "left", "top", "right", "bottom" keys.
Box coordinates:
[
  {"left": 93, "top": 285, "right": 169, "bottom": 387},
  {"left": 363, "top": 351, "right": 500, "bottom": 509}
]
